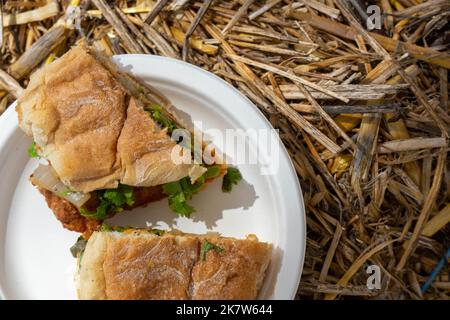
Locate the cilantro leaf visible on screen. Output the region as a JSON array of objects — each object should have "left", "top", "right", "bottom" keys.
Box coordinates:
[
  {"left": 28, "top": 142, "right": 39, "bottom": 158},
  {"left": 150, "top": 229, "right": 165, "bottom": 236},
  {"left": 163, "top": 177, "right": 199, "bottom": 217},
  {"left": 162, "top": 165, "right": 224, "bottom": 216},
  {"left": 80, "top": 199, "right": 109, "bottom": 220},
  {"left": 100, "top": 224, "right": 129, "bottom": 232},
  {"left": 100, "top": 224, "right": 113, "bottom": 232},
  {"left": 200, "top": 240, "right": 225, "bottom": 261},
  {"left": 122, "top": 186, "right": 135, "bottom": 206},
  {"left": 103, "top": 190, "right": 125, "bottom": 207},
  {"left": 204, "top": 165, "right": 221, "bottom": 180},
  {"left": 168, "top": 193, "right": 195, "bottom": 217},
  {"left": 145, "top": 104, "right": 177, "bottom": 133},
  {"left": 100, "top": 224, "right": 165, "bottom": 236},
  {"left": 162, "top": 180, "right": 183, "bottom": 195},
  {"left": 79, "top": 184, "right": 135, "bottom": 220},
  {"left": 222, "top": 167, "right": 242, "bottom": 192}
]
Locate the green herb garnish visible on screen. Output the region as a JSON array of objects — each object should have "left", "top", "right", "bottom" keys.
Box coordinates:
[
  {"left": 204, "top": 165, "right": 222, "bottom": 180},
  {"left": 80, "top": 184, "right": 135, "bottom": 220},
  {"left": 70, "top": 236, "right": 87, "bottom": 259},
  {"left": 149, "top": 229, "right": 165, "bottom": 236},
  {"left": 168, "top": 192, "right": 196, "bottom": 217},
  {"left": 222, "top": 167, "right": 242, "bottom": 192},
  {"left": 100, "top": 224, "right": 129, "bottom": 232},
  {"left": 162, "top": 165, "right": 221, "bottom": 217},
  {"left": 100, "top": 224, "right": 113, "bottom": 232},
  {"left": 28, "top": 142, "right": 39, "bottom": 158},
  {"left": 145, "top": 104, "right": 177, "bottom": 134},
  {"left": 100, "top": 224, "right": 165, "bottom": 236},
  {"left": 163, "top": 177, "right": 196, "bottom": 218},
  {"left": 200, "top": 240, "right": 224, "bottom": 261}
]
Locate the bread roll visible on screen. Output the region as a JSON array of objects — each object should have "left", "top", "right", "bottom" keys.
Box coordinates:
[
  {"left": 78, "top": 230, "right": 271, "bottom": 300},
  {"left": 17, "top": 44, "right": 194, "bottom": 193}
]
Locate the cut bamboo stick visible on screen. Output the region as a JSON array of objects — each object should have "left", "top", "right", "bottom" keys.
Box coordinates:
[
  {"left": 222, "top": 0, "right": 255, "bottom": 34},
  {"left": 182, "top": 0, "right": 213, "bottom": 61},
  {"left": 288, "top": 11, "right": 450, "bottom": 68},
  {"left": 2, "top": 0, "right": 60, "bottom": 27},
  {"left": 0, "top": 69, "right": 23, "bottom": 98},
  {"left": 277, "top": 83, "right": 408, "bottom": 100},
  {"left": 396, "top": 149, "right": 447, "bottom": 271},
  {"left": 295, "top": 81, "right": 357, "bottom": 149},
  {"left": 227, "top": 54, "right": 350, "bottom": 102},
  {"left": 324, "top": 238, "right": 398, "bottom": 300},
  {"left": 378, "top": 137, "right": 448, "bottom": 154},
  {"left": 0, "top": 0, "right": 448, "bottom": 301},
  {"left": 114, "top": 7, "right": 150, "bottom": 54},
  {"left": 206, "top": 24, "right": 341, "bottom": 154},
  {"left": 171, "top": 27, "right": 217, "bottom": 55},
  {"left": 91, "top": 0, "right": 144, "bottom": 54},
  {"left": 303, "top": 0, "right": 340, "bottom": 19},
  {"left": 293, "top": 103, "right": 399, "bottom": 114},
  {"left": 87, "top": 0, "right": 154, "bottom": 17},
  {"left": 422, "top": 203, "right": 450, "bottom": 238},
  {"left": 143, "top": 0, "right": 170, "bottom": 25},
  {"left": 9, "top": 25, "right": 67, "bottom": 79},
  {"left": 249, "top": 0, "right": 283, "bottom": 20},
  {"left": 319, "top": 224, "right": 344, "bottom": 282}
]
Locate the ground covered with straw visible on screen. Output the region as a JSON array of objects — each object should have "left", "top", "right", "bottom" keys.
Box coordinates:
[{"left": 0, "top": 0, "right": 449, "bottom": 299}]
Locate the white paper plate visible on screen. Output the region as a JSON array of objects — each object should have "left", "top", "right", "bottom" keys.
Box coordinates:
[{"left": 0, "top": 55, "right": 305, "bottom": 300}]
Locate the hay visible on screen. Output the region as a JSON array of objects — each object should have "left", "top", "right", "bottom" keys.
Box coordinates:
[{"left": 0, "top": 0, "right": 449, "bottom": 300}]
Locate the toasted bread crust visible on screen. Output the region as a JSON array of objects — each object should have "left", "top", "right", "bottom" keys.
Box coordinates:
[
  {"left": 191, "top": 237, "right": 272, "bottom": 299},
  {"left": 17, "top": 44, "right": 194, "bottom": 193},
  {"left": 78, "top": 231, "right": 271, "bottom": 300},
  {"left": 18, "top": 46, "right": 126, "bottom": 192},
  {"left": 117, "top": 98, "right": 191, "bottom": 187}
]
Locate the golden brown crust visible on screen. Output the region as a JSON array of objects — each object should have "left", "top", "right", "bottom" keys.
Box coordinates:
[
  {"left": 17, "top": 44, "right": 196, "bottom": 193},
  {"left": 117, "top": 98, "right": 192, "bottom": 187},
  {"left": 103, "top": 233, "right": 198, "bottom": 300},
  {"left": 17, "top": 45, "right": 126, "bottom": 192},
  {"left": 78, "top": 232, "right": 108, "bottom": 299},
  {"left": 190, "top": 237, "right": 272, "bottom": 300},
  {"left": 77, "top": 232, "right": 271, "bottom": 300}
]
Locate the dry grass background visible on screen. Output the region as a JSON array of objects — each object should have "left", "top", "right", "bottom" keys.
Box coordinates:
[{"left": 0, "top": 0, "right": 449, "bottom": 299}]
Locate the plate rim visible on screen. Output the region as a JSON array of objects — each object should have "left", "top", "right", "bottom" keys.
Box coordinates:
[{"left": 0, "top": 54, "right": 306, "bottom": 300}]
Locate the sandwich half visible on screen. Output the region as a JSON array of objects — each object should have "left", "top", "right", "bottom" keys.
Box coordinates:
[
  {"left": 16, "top": 43, "right": 242, "bottom": 238},
  {"left": 74, "top": 227, "right": 272, "bottom": 300}
]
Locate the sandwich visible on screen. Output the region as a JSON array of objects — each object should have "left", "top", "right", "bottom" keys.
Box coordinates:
[
  {"left": 73, "top": 226, "right": 272, "bottom": 300},
  {"left": 16, "top": 43, "right": 242, "bottom": 238}
]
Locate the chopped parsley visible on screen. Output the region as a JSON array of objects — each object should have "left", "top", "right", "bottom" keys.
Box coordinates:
[
  {"left": 28, "top": 142, "right": 39, "bottom": 158},
  {"left": 70, "top": 236, "right": 87, "bottom": 258},
  {"left": 150, "top": 229, "right": 165, "bottom": 236},
  {"left": 58, "top": 188, "right": 76, "bottom": 198},
  {"left": 100, "top": 224, "right": 113, "bottom": 232},
  {"left": 222, "top": 167, "right": 242, "bottom": 192},
  {"left": 100, "top": 224, "right": 165, "bottom": 236},
  {"left": 162, "top": 165, "right": 221, "bottom": 217},
  {"left": 145, "top": 104, "right": 177, "bottom": 134},
  {"left": 203, "top": 165, "right": 221, "bottom": 180},
  {"left": 99, "top": 224, "right": 129, "bottom": 232},
  {"left": 200, "top": 240, "right": 224, "bottom": 261},
  {"left": 80, "top": 184, "right": 135, "bottom": 220}
]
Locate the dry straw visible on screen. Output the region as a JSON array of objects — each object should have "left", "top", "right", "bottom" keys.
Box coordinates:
[{"left": 0, "top": 0, "right": 449, "bottom": 299}]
